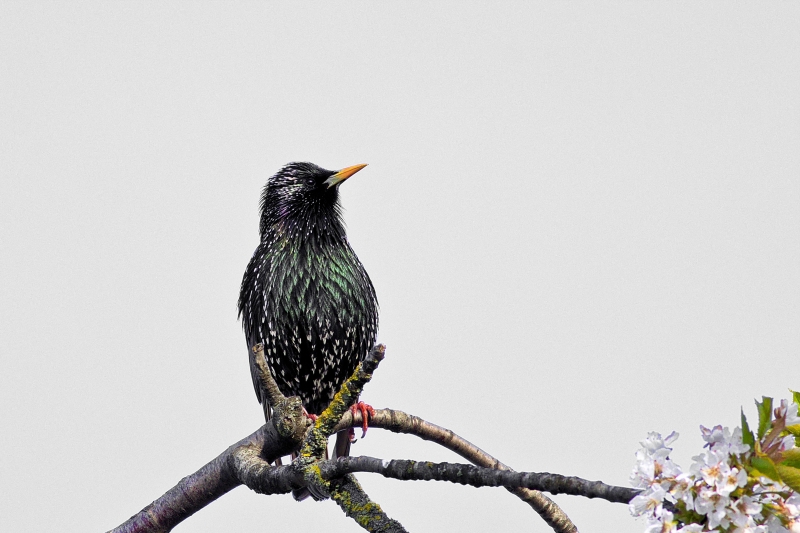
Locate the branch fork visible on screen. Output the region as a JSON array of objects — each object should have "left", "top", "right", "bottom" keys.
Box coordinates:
[
  {"left": 250, "top": 343, "right": 401, "bottom": 528},
  {"left": 109, "top": 344, "right": 639, "bottom": 533}
]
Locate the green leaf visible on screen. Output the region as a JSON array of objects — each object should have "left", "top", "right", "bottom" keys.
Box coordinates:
[
  {"left": 741, "top": 408, "right": 755, "bottom": 447},
  {"left": 776, "top": 463, "right": 800, "bottom": 492},
  {"left": 750, "top": 456, "right": 780, "bottom": 482},
  {"left": 756, "top": 396, "right": 773, "bottom": 439},
  {"left": 783, "top": 392, "right": 800, "bottom": 445},
  {"left": 791, "top": 389, "right": 800, "bottom": 407},
  {"left": 780, "top": 448, "right": 800, "bottom": 469}
]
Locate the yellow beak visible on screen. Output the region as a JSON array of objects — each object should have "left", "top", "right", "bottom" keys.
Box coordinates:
[{"left": 325, "top": 163, "right": 368, "bottom": 188}]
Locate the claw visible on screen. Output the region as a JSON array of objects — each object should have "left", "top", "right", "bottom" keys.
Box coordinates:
[{"left": 350, "top": 401, "right": 376, "bottom": 439}]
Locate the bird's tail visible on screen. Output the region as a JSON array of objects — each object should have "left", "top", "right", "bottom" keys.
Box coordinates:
[
  {"left": 291, "top": 443, "right": 328, "bottom": 501},
  {"left": 291, "top": 431, "right": 351, "bottom": 501}
]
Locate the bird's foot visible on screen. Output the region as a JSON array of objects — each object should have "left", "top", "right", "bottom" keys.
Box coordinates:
[{"left": 350, "top": 401, "right": 376, "bottom": 440}]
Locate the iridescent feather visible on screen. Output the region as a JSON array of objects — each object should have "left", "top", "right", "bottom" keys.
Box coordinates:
[{"left": 238, "top": 161, "right": 378, "bottom": 431}]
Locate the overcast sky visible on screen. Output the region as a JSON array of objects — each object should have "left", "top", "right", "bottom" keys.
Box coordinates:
[{"left": 1, "top": 3, "right": 799, "bottom": 532}]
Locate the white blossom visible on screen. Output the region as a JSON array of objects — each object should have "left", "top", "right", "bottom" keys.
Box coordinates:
[
  {"left": 630, "top": 484, "right": 667, "bottom": 517},
  {"left": 728, "top": 495, "right": 763, "bottom": 527},
  {"left": 669, "top": 473, "right": 695, "bottom": 509},
  {"left": 675, "top": 525, "right": 705, "bottom": 533},
  {"left": 701, "top": 425, "right": 729, "bottom": 446},
  {"left": 765, "top": 515, "right": 788, "bottom": 533},
  {"left": 731, "top": 526, "right": 768, "bottom": 533},
  {"left": 631, "top": 451, "right": 657, "bottom": 489},
  {"left": 688, "top": 452, "right": 745, "bottom": 497},
  {"left": 631, "top": 432, "right": 682, "bottom": 488},
  {"left": 775, "top": 400, "right": 800, "bottom": 428},
  {"left": 779, "top": 434, "right": 797, "bottom": 452},
  {"left": 700, "top": 425, "right": 750, "bottom": 456},
  {"left": 787, "top": 492, "right": 800, "bottom": 513},
  {"left": 631, "top": 397, "right": 799, "bottom": 533}
]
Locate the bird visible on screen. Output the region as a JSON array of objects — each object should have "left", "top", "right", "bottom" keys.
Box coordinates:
[{"left": 238, "top": 162, "right": 379, "bottom": 494}]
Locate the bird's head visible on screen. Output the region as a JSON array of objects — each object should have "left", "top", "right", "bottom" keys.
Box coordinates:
[{"left": 259, "top": 162, "right": 367, "bottom": 237}]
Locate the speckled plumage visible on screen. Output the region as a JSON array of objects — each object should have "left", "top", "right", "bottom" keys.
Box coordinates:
[{"left": 238, "top": 162, "right": 378, "bottom": 421}]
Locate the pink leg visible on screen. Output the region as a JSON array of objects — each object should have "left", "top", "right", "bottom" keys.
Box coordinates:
[{"left": 350, "top": 401, "right": 376, "bottom": 439}]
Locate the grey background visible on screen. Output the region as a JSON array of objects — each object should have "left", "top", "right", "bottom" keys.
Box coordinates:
[{"left": 1, "top": 3, "right": 798, "bottom": 532}]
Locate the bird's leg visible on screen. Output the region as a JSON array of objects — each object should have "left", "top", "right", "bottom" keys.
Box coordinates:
[{"left": 350, "top": 401, "right": 376, "bottom": 439}]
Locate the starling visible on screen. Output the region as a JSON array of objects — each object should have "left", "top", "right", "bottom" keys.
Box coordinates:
[{"left": 238, "top": 162, "right": 379, "bottom": 465}]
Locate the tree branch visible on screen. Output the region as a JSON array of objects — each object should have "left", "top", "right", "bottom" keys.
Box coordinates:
[
  {"left": 292, "top": 345, "right": 404, "bottom": 529},
  {"left": 246, "top": 346, "right": 408, "bottom": 531},
  {"left": 251, "top": 343, "right": 286, "bottom": 407},
  {"left": 108, "top": 396, "right": 307, "bottom": 533},
  {"left": 228, "top": 454, "right": 637, "bottom": 506},
  {"left": 334, "top": 408, "right": 580, "bottom": 533},
  {"left": 321, "top": 456, "right": 638, "bottom": 504},
  {"left": 110, "top": 347, "right": 636, "bottom": 533},
  {"left": 329, "top": 474, "right": 408, "bottom": 533},
  {"left": 302, "top": 344, "right": 386, "bottom": 458}
]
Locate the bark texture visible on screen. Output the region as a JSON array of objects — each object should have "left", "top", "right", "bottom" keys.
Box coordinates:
[{"left": 109, "top": 345, "right": 638, "bottom": 533}]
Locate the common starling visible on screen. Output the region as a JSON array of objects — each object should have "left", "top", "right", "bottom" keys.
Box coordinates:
[{"left": 238, "top": 162, "right": 379, "bottom": 466}]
